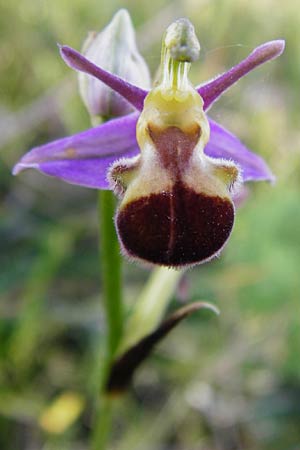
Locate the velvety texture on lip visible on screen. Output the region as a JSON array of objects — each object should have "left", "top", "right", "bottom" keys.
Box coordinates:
[{"left": 116, "top": 181, "right": 234, "bottom": 267}]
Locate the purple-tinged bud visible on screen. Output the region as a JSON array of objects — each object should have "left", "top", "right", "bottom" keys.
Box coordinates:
[{"left": 78, "top": 9, "right": 151, "bottom": 119}]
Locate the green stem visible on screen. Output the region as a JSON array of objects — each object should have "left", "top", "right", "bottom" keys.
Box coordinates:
[
  {"left": 92, "top": 397, "right": 113, "bottom": 450},
  {"left": 98, "top": 190, "right": 123, "bottom": 360},
  {"left": 91, "top": 190, "right": 123, "bottom": 450}
]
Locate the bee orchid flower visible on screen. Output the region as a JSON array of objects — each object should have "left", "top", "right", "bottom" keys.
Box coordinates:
[{"left": 13, "top": 16, "right": 284, "bottom": 268}]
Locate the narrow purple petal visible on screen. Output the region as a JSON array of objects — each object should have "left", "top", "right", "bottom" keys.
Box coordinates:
[
  {"left": 198, "top": 40, "right": 285, "bottom": 110},
  {"left": 13, "top": 113, "right": 139, "bottom": 189},
  {"left": 205, "top": 118, "right": 275, "bottom": 182},
  {"left": 59, "top": 45, "right": 148, "bottom": 111}
]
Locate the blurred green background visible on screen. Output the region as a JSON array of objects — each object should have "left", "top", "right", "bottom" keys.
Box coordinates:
[{"left": 1, "top": 0, "right": 299, "bottom": 449}]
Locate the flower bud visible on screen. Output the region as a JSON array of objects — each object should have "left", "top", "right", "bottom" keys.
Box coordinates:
[{"left": 78, "top": 9, "right": 151, "bottom": 119}]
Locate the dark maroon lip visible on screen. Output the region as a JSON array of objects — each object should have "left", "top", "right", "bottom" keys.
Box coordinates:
[{"left": 116, "top": 181, "right": 234, "bottom": 267}]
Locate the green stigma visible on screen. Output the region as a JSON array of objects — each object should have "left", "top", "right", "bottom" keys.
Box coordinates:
[
  {"left": 164, "top": 18, "right": 200, "bottom": 63},
  {"left": 157, "top": 18, "right": 200, "bottom": 95}
]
